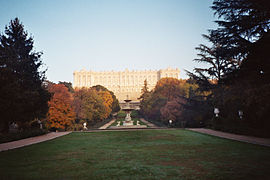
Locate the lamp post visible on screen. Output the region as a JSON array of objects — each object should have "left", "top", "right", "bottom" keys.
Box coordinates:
[
  {"left": 214, "top": 108, "right": 220, "bottom": 117},
  {"left": 83, "top": 122, "right": 88, "bottom": 130},
  {"left": 37, "top": 119, "right": 42, "bottom": 129},
  {"left": 169, "top": 120, "right": 173, "bottom": 127},
  {"left": 238, "top": 110, "right": 243, "bottom": 119}
]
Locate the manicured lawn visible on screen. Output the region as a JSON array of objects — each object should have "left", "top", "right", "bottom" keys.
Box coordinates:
[{"left": 1, "top": 130, "right": 270, "bottom": 179}]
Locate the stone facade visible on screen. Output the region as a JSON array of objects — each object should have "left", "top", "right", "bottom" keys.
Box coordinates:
[{"left": 73, "top": 67, "right": 180, "bottom": 101}]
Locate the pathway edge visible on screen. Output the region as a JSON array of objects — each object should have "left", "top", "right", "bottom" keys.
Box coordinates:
[
  {"left": 0, "top": 132, "right": 71, "bottom": 152},
  {"left": 188, "top": 128, "right": 270, "bottom": 147}
]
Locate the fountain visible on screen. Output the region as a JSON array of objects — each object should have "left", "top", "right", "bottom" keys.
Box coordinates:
[
  {"left": 109, "top": 95, "right": 147, "bottom": 129},
  {"left": 122, "top": 96, "right": 134, "bottom": 126}
]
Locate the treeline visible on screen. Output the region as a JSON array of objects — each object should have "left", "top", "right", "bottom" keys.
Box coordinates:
[
  {"left": 0, "top": 18, "right": 120, "bottom": 133},
  {"left": 141, "top": 0, "right": 270, "bottom": 137},
  {"left": 140, "top": 78, "right": 201, "bottom": 127},
  {"left": 46, "top": 83, "right": 120, "bottom": 131},
  {"left": 186, "top": 0, "right": 270, "bottom": 137},
  {"left": 187, "top": 0, "right": 270, "bottom": 137}
]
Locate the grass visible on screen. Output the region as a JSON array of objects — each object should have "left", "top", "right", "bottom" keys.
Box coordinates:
[
  {"left": 1, "top": 130, "right": 270, "bottom": 179},
  {"left": 117, "top": 110, "right": 140, "bottom": 119},
  {"left": 110, "top": 118, "right": 125, "bottom": 126}
]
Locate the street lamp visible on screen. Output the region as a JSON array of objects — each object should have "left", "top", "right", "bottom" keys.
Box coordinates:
[
  {"left": 83, "top": 122, "right": 88, "bottom": 130},
  {"left": 169, "top": 120, "right": 173, "bottom": 127},
  {"left": 37, "top": 119, "right": 43, "bottom": 129},
  {"left": 214, "top": 108, "right": 220, "bottom": 117},
  {"left": 238, "top": 110, "right": 243, "bottom": 119}
]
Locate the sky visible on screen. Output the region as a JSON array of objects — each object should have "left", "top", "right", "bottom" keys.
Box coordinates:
[{"left": 0, "top": 0, "right": 216, "bottom": 83}]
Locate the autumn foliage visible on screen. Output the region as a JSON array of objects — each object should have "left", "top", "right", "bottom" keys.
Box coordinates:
[
  {"left": 73, "top": 88, "right": 107, "bottom": 122},
  {"left": 160, "top": 98, "right": 186, "bottom": 122},
  {"left": 98, "top": 91, "right": 113, "bottom": 118},
  {"left": 45, "top": 83, "right": 120, "bottom": 131},
  {"left": 140, "top": 78, "right": 197, "bottom": 126},
  {"left": 47, "top": 84, "right": 75, "bottom": 130},
  {"left": 155, "top": 78, "right": 182, "bottom": 100}
]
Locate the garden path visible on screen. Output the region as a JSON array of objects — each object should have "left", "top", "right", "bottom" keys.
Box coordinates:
[
  {"left": 98, "top": 118, "right": 116, "bottom": 129},
  {"left": 188, "top": 128, "right": 270, "bottom": 147},
  {"left": 0, "top": 132, "right": 71, "bottom": 152}
]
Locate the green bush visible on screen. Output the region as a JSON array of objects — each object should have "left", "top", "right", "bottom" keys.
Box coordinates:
[
  {"left": 131, "top": 110, "right": 140, "bottom": 118},
  {"left": 117, "top": 111, "right": 126, "bottom": 118}
]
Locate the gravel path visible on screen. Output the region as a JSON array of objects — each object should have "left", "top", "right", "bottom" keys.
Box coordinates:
[
  {"left": 98, "top": 119, "right": 116, "bottom": 129},
  {"left": 188, "top": 128, "right": 270, "bottom": 147},
  {"left": 0, "top": 132, "right": 71, "bottom": 152}
]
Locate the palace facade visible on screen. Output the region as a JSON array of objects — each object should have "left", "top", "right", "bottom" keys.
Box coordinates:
[{"left": 73, "top": 67, "right": 180, "bottom": 101}]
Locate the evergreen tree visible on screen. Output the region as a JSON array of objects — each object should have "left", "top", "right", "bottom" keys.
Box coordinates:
[
  {"left": 141, "top": 79, "right": 149, "bottom": 94},
  {"left": 0, "top": 18, "right": 50, "bottom": 132},
  {"left": 187, "top": 0, "right": 270, "bottom": 136},
  {"left": 210, "top": 0, "right": 270, "bottom": 62},
  {"left": 187, "top": 35, "right": 239, "bottom": 91}
]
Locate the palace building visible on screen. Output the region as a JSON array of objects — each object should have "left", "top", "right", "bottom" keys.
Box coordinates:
[{"left": 73, "top": 67, "right": 180, "bottom": 101}]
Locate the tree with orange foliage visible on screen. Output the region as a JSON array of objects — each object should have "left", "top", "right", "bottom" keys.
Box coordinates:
[
  {"left": 98, "top": 90, "right": 113, "bottom": 119},
  {"left": 140, "top": 77, "right": 198, "bottom": 126},
  {"left": 92, "top": 85, "right": 120, "bottom": 113},
  {"left": 47, "top": 84, "right": 75, "bottom": 131},
  {"left": 73, "top": 88, "right": 107, "bottom": 123},
  {"left": 155, "top": 77, "right": 184, "bottom": 100}
]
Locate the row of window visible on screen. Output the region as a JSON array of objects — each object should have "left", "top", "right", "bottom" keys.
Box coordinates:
[
  {"left": 76, "top": 76, "right": 158, "bottom": 80},
  {"left": 76, "top": 73, "right": 178, "bottom": 81}
]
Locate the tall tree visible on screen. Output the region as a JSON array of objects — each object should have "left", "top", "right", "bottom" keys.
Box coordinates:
[
  {"left": 154, "top": 77, "right": 184, "bottom": 100},
  {"left": 98, "top": 90, "right": 113, "bottom": 118},
  {"left": 160, "top": 98, "right": 186, "bottom": 124},
  {"left": 187, "top": 35, "right": 239, "bottom": 92},
  {"left": 141, "top": 79, "right": 149, "bottom": 95},
  {"left": 210, "top": 0, "right": 270, "bottom": 62},
  {"left": 47, "top": 84, "right": 75, "bottom": 130},
  {"left": 92, "top": 85, "right": 120, "bottom": 113},
  {"left": 0, "top": 18, "right": 50, "bottom": 132},
  {"left": 73, "top": 88, "right": 107, "bottom": 124},
  {"left": 58, "top": 81, "right": 74, "bottom": 93},
  {"left": 187, "top": 0, "right": 270, "bottom": 136}
]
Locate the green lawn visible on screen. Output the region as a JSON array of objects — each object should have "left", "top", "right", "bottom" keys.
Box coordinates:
[{"left": 1, "top": 130, "right": 270, "bottom": 179}]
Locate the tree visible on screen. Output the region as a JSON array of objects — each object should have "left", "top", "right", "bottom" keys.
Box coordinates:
[
  {"left": 92, "top": 85, "right": 120, "bottom": 113},
  {"left": 58, "top": 81, "right": 74, "bottom": 93},
  {"left": 186, "top": 34, "right": 239, "bottom": 92},
  {"left": 97, "top": 90, "right": 113, "bottom": 118},
  {"left": 73, "top": 88, "right": 107, "bottom": 125},
  {"left": 154, "top": 77, "right": 184, "bottom": 100},
  {"left": 139, "top": 77, "right": 196, "bottom": 125},
  {"left": 187, "top": 0, "right": 270, "bottom": 136},
  {"left": 46, "top": 84, "right": 75, "bottom": 130},
  {"left": 160, "top": 98, "right": 186, "bottom": 124},
  {"left": 210, "top": 0, "right": 270, "bottom": 62},
  {"left": 0, "top": 18, "right": 50, "bottom": 132},
  {"left": 143, "top": 93, "right": 167, "bottom": 121},
  {"left": 138, "top": 79, "right": 151, "bottom": 114},
  {"left": 141, "top": 79, "right": 149, "bottom": 95}
]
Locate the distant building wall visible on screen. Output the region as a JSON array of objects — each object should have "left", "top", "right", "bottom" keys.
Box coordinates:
[{"left": 73, "top": 67, "right": 180, "bottom": 101}]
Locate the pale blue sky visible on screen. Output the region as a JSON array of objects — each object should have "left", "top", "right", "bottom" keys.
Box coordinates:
[{"left": 0, "top": 0, "right": 216, "bottom": 83}]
